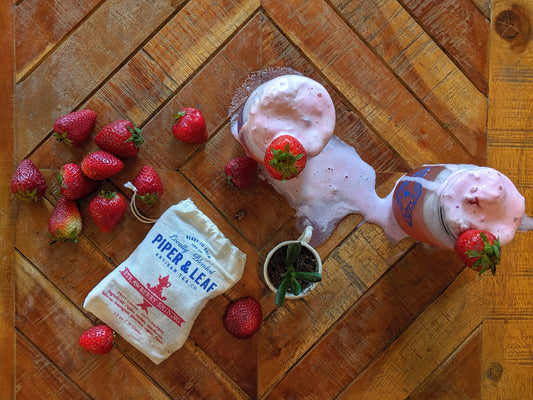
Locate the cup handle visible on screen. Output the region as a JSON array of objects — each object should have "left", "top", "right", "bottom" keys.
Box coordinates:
[{"left": 298, "top": 226, "right": 313, "bottom": 244}]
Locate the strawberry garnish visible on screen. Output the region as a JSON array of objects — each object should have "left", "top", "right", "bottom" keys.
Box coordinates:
[
  {"left": 223, "top": 297, "right": 262, "bottom": 339},
  {"left": 79, "top": 325, "right": 115, "bottom": 355},
  {"left": 263, "top": 135, "right": 307, "bottom": 181},
  {"left": 172, "top": 107, "right": 208, "bottom": 144},
  {"left": 224, "top": 156, "right": 257, "bottom": 189},
  {"left": 454, "top": 229, "right": 501, "bottom": 276},
  {"left": 11, "top": 159, "right": 47, "bottom": 201},
  {"left": 53, "top": 109, "right": 97, "bottom": 146}
]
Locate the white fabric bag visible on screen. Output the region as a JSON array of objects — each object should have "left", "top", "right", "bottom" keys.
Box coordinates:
[{"left": 83, "top": 199, "right": 246, "bottom": 364}]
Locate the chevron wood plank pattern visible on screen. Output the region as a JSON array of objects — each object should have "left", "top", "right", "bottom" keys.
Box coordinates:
[{"left": 3, "top": 0, "right": 532, "bottom": 398}]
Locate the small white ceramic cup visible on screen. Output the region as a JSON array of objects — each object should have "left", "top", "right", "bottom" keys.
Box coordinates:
[{"left": 263, "top": 226, "right": 323, "bottom": 299}]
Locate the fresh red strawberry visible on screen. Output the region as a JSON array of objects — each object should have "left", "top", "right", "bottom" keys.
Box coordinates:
[
  {"left": 89, "top": 191, "right": 128, "bottom": 233},
  {"left": 48, "top": 196, "right": 82, "bottom": 243},
  {"left": 95, "top": 119, "right": 144, "bottom": 157},
  {"left": 224, "top": 156, "right": 257, "bottom": 189},
  {"left": 223, "top": 296, "right": 262, "bottom": 339},
  {"left": 171, "top": 107, "right": 208, "bottom": 143},
  {"left": 58, "top": 163, "right": 98, "bottom": 200},
  {"left": 11, "top": 159, "right": 47, "bottom": 201},
  {"left": 263, "top": 135, "right": 307, "bottom": 181},
  {"left": 81, "top": 151, "right": 124, "bottom": 181},
  {"left": 79, "top": 324, "right": 115, "bottom": 355},
  {"left": 454, "top": 230, "right": 501, "bottom": 275},
  {"left": 53, "top": 109, "right": 97, "bottom": 146},
  {"left": 132, "top": 166, "right": 164, "bottom": 206}
]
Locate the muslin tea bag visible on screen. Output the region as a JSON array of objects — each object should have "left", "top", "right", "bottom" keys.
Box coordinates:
[{"left": 83, "top": 198, "right": 246, "bottom": 364}]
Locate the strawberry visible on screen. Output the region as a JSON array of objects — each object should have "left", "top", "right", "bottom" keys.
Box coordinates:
[
  {"left": 81, "top": 151, "right": 124, "bottom": 181},
  {"left": 58, "top": 163, "right": 98, "bottom": 200},
  {"left": 95, "top": 119, "right": 144, "bottom": 158},
  {"left": 53, "top": 109, "right": 97, "bottom": 146},
  {"left": 263, "top": 135, "right": 307, "bottom": 181},
  {"left": 224, "top": 156, "right": 257, "bottom": 189},
  {"left": 48, "top": 196, "right": 82, "bottom": 243},
  {"left": 89, "top": 191, "right": 128, "bottom": 233},
  {"left": 454, "top": 230, "right": 501, "bottom": 275},
  {"left": 223, "top": 296, "right": 262, "bottom": 339},
  {"left": 132, "top": 166, "right": 164, "bottom": 206},
  {"left": 79, "top": 324, "right": 115, "bottom": 355},
  {"left": 11, "top": 159, "right": 47, "bottom": 201},
  {"left": 171, "top": 107, "right": 208, "bottom": 143}
]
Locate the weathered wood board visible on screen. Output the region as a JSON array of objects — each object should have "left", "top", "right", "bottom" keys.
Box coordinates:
[{"left": 2, "top": 0, "right": 532, "bottom": 398}]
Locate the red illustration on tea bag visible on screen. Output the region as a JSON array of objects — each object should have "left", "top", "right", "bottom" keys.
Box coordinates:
[{"left": 138, "top": 274, "right": 171, "bottom": 313}]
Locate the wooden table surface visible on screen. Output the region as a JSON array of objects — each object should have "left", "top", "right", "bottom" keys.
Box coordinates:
[{"left": 2, "top": 0, "right": 532, "bottom": 399}]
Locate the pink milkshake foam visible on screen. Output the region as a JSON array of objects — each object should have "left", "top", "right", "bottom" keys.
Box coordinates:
[
  {"left": 440, "top": 166, "right": 525, "bottom": 245},
  {"left": 393, "top": 164, "right": 526, "bottom": 249},
  {"left": 230, "top": 70, "right": 335, "bottom": 162},
  {"left": 229, "top": 70, "right": 529, "bottom": 248}
]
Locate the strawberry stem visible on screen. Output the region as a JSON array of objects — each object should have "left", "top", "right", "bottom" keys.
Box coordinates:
[
  {"left": 269, "top": 143, "right": 304, "bottom": 181},
  {"left": 466, "top": 232, "right": 501, "bottom": 276}
]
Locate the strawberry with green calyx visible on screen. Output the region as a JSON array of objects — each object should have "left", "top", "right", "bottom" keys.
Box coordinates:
[
  {"left": 81, "top": 151, "right": 124, "bottom": 181},
  {"left": 53, "top": 109, "right": 97, "bottom": 146},
  {"left": 48, "top": 196, "right": 82, "bottom": 244},
  {"left": 89, "top": 191, "right": 128, "bottom": 233},
  {"left": 264, "top": 135, "right": 307, "bottom": 181},
  {"left": 131, "top": 166, "right": 164, "bottom": 206},
  {"left": 58, "top": 163, "right": 99, "bottom": 200},
  {"left": 224, "top": 156, "right": 258, "bottom": 189},
  {"left": 79, "top": 324, "right": 115, "bottom": 355},
  {"left": 454, "top": 230, "right": 501, "bottom": 276},
  {"left": 95, "top": 119, "right": 144, "bottom": 158},
  {"left": 172, "top": 107, "right": 208, "bottom": 144},
  {"left": 11, "top": 159, "right": 47, "bottom": 201},
  {"left": 223, "top": 297, "right": 262, "bottom": 339}
]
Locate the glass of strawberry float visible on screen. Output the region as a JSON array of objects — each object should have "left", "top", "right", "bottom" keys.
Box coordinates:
[
  {"left": 392, "top": 164, "right": 526, "bottom": 274},
  {"left": 230, "top": 71, "right": 336, "bottom": 180}
]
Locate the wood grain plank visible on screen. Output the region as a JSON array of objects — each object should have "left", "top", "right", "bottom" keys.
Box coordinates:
[
  {"left": 16, "top": 333, "right": 91, "bottom": 400},
  {"left": 258, "top": 218, "right": 414, "bottom": 397},
  {"left": 332, "top": 0, "right": 487, "bottom": 163},
  {"left": 471, "top": 0, "right": 492, "bottom": 18},
  {"left": 400, "top": 0, "right": 490, "bottom": 95},
  {"left": 15, "top": 0, "right": 104, "bottom": 80},
  {"left": 15, "top": 252, "right": 174, "bottom": 400},
  {"left": 88, "top": 0, "right": 260, "bottom": 127},
  {"left": 484, "top": 3, "right": 533, "bottom": 398},
  {"left": 16, "top": 249, "right": 250, "bottom": 399},
  {"left": 263, "top": 0, "right": 476, "bottom": 168},
  {"left": 14, "top": 0, "right": 179, "bottom": 160},
  {"left": 263, "top": 243, "right": 465, "bottom": 400},
  {"left": 0, "top": 0, "right": 15, "bottom": 398},
  {"left": 408, "top": 325, "right": 482, "bottom": 400},
  {"left": 337, "top": 269, "right": 482, "bottom": 400}
]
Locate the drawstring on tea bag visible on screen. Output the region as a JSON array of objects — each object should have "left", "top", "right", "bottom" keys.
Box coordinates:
[{"left": 124, "top": 181, "right": 158, "bottom": 224}]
